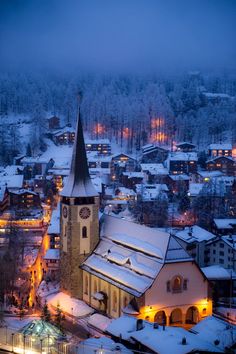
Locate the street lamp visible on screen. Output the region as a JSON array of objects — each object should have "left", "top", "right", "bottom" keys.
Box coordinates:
[
  {"left": 23, "top": 334, "right": 26, "bottom": 354},
  {"left": 40, "top": 338, "right": 43, "bottom": 354},
  {"left": 47, "top": 334, "right": 50, "bottom": 353}
]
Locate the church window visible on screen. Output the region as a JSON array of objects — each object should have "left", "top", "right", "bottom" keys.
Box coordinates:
[
  {"left": 84, "top": 275, "right": 88, "bottom": 295},
  {"left": 82, "top": 226, "right": 87, "bottom": 238},
  {"left": 172, "top": 276, "right": 182, "bottom": 293},
  {"left": 112, "top": 291, "right": 117, "bottom": 312},
  {"left": 166, "top": 281, "right": 171, "bottom": 292}
]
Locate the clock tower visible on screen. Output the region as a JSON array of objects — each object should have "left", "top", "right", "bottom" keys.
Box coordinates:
[{"left": 60, "top": 110, "right": 99, "bottom": 299}]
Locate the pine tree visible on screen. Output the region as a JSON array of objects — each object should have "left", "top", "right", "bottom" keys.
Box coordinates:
[
  {"left": 55, "top": 302, "right": 63, "bottom": 331},
  {"left": 19, "top": 302, "right": 25, "bottom": 321},
  {"left": 41, "top": 301, "right": 51, "bottom": 322},
  {"left": 26, "top": 143, "right": 32, "bottom": 157}
]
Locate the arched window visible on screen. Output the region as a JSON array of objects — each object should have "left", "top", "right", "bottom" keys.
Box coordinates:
[
  {"left": 84, "top": 275, "right": 88, "bottom": 295},
  {"left": 112, "top": 291, "right": 117, "bottom": 312},
  {"left": 82, "top": 226, "right": 87, "bottom": 238},
  {"left": 172, "top": 276, "right": 182, "bottom": 292}
]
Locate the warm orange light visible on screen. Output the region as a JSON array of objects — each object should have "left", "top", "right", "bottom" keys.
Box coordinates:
[
  {"left": 232, "top": 148, "right": 236, "bottom": 158},
  {"left": 123, "top": 127, "right": 131, "bottom": 139},
  {"left": 94, "top": 123, "right": 105, "bottom": 135},
  {"left": 151, "top": 117, "right": 164, "bottom": 129}
]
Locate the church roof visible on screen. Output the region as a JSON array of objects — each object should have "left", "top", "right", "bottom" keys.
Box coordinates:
[
  {"left": 81, "top": 215, "right": 192, "bottom": 297},
  {"left": 60, "top": 111, "right": 98, "bottom": 198}
]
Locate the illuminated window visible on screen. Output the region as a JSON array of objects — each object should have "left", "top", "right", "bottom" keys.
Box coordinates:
[
  {"left": 82, "top": 226, "right": 87, "bottom": 238},
  {"left": 172, "top": 276, "right": 182, "bottom": 292}
]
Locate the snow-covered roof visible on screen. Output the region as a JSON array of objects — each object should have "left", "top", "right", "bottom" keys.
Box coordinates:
[
  {"left": 47, "top": 292, "right": 94, "bottom": 317},
  {"left": 140, "top": 163, "right": 168, "bottom": 175},
  {"left": 169, "top": 174, "right": 190, "bottom": 181},
  {"left": 87, "top": 313, "right": 112, "bottom": 332},
  {"left": 53, "top": 126, "right": 75, "bottom": 136},
  {"left": 206, "top": 156, "right": 234, "bottom": 164},
  {"left": 204, "top": 92, "right": 231, "bottom": 99},
  {"left": 221, "top": 235, "right": 236, "bottom": 250},
  {"left": 82, "top": 215, "right": 192, "bottom": 297},
  {"left": 122, "top": 172, "right": 144, "bottom": 179},
  {"left": 10, "top": 188, "right": 38, "bottom": 196},
  {"left": 213, "top": 218, "right": 236, "bottom": 230},
  {"left": 86, "top": 139, "right": 111, "bottom": 144},
  {"left": 0, "top": 174, "right": 24, "bottom": 189},
  {"left": 106, "top": 315, "right": 137, "bottom": 340},
  {"left": 192, "top": 316, "right": 236, "bottom": 352},
  {"left": 201, "top": 265, "right": 236, "bottom": 280},
  {"left": 0, "top": 185, "right": 7, "bottom": 202},
  {"left": 135, "top": 183, "right": 168, "bottom": 201},
  {"left": 78, "top": 337, "right": 132, "bottom": 354},
  {"left": 4, "top": 165, "right": 24, "bottom": 175},
  {"left": 174, "top": 226, "right": 216, "bottom": 244},
  {"left": 198, "top": 171, "right": 223, "bottom": 178},
  {"left": 167, "top": 152, "right": 198, "bottom": 161},
  {"left": 21, "top": 156, "right": 50, "bottom": 164},
  {"left": 209, "top": 143, "right": 232, "bottom": 150},
  {"left": 48, "top": 204, "right": 60, "bottom": 234},
  {"left": 44, "top": 248, "right": 60, "bottom": 260},
  {"left": 131, "top": 322, "right": 221, "bottom": 354},
  {"left": 188, "top": 183, "right": 204, "bottom": 196},
  {"left": 176, "top": 142, "right": 196, "bottom": 148}
]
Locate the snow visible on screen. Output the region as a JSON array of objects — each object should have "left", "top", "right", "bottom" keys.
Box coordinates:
[
  {"left": 216, "top": 307, "right": 236, "bottom": 323},
  {"left": 106, "top": 315, "right": 137, "bottom": 340},
  {"left": 47, "top": 292, "right": 94, "bottom": 318},
  {"left": 169, "top": 174, "right": 189, "bottom": 181},
  {"left": 135, "top": 183, "right": 168, "bottom": 201},
  {"left": 5, "top": 316, "right": 39, "bottom": 331},
  {"left": 122, "top": 172, "right": 144, "bottom": 178},
  {"left": 167, "top": 151, "right": 198, "bottom": 161},
  {"left": 0, "top": 174, "right": 24, "bottom": 189},
  {"left": 188, "top": 183, "right": 204, "bottom": 196},
  {"left": 141, "top": 163, "right": 168, "bottom": 175},
  {"left": 37, "top": 280, "right": 60, "bottom": 298},
  {"left": 47, "top": 204, "right": 60, "bottom": 234},
  {"left": 44, "top": 248, "right": 60, "bottom": 260},
  {"left": 174, "top": 225, "right": 216, "bottom": 243},
  {"left": 204, "top": 93, "right": 231, "bottom": 99},
  {"left": 131, "top": 322, "right": 221, "bottom": 354},
  {"left": 87, "top": 313, "right": 112, "bottom": 332},
  {"left": 192, "top": 316, "right": 236, "bottom": 351},
  {"left": 209, "top": 143, "right": 232, "bottom": 150},
  {"left": 214, "top": 218, "right": 236, "bottom": 230},
  {"left": 0, "top": 185, "right": 7, "bottom": 202},
  {"left": 198, "top": 171, "right": 223, "bottom": 178},
  {"left": 201, "top": 265, "right": 236, "bottom": 280},
  {"left": 77, "top": 337, "right": 132, "bottom": 354}
]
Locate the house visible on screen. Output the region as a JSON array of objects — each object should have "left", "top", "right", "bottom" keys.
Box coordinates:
[
  {"left": 188, "top": 183, "right": 204, "bottom": 199},
  {"left": 206, "top": 156, "right": 235, "bottom": 176},
  {"left": 208, "top": 143, "right": 232, "bottom": 158},
  {"left": 52, "top": 126, "right": 75, "bottom": 145},
  {"left": 167, "top": 174, "right": 190, "bottom": 194},
  {"left": 111, "top": 153, "right": 137, "bottom": 181},
  {"left": 205, "top": 235, "right": 236, "bottom": 271},
  {"left": 47, "top": 204, "right": 60, "bottom": 249},
  {"left": 140, "top": 163, "right": 168, "bottom": 184},
  {"left": 176, "top": 142, "right": 196, "bottom": 152},
  {"left": 47, "top": 116, "right": 60, "bottom": 130},
  {"left": 21, "top": 157, "right": 54, "bottom": 178},
  {"left": 165, "top": 152, "right": 198, "bottom": 175},
  {"left": 212, "top": 218, "right": 236, "bottom": 236},
  {"left": 85, "top": 139, "right": 111, "bottom": 155},
  {"left": 173, "top": 226, "right": 216, "bottom": 267},
  {"left": 0, "top": 174, "right": 24, "bottom": 191},
  {"left": 44, "top": 249, "right": 60, "bottom": 280},
  {"left": 194, "top": 171, "right": 223, "bottom": 183},
  {"left": 121, "top": 172, "right": 144, "bottom": 189},
  {"left": 60, "top": 114, "right": 212, "bottom": 326},
  {"left": 141, "top": 144, "right": 169, "bottom": 163},
  {"left": 9, "top": 189, "right": 41, "bottom": 210}
]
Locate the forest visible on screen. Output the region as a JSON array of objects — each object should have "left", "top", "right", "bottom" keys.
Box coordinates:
[{"left": 0, "top": 71, "right": 236, "bottom": 162}]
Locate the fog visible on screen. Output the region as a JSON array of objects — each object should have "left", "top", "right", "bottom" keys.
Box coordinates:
[{"left": 0, "top": 0, "right": 235, "bottom": 74}]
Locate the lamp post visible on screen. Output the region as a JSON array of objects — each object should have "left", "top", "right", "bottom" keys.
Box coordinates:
[
  {"left": 23, "top": 334, "right": 26, "bottom": 354},
  {"left": 47, "top": 334, "right": 50, "bottom": 354},
  {"left": 40, "top": 338, "right": 43, "bottom": 354},
  {"left": 11, "top": 333, "right": 14, "bottom": 353}
]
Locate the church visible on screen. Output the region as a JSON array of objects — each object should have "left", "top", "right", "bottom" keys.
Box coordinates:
[{"left": 60, "top": 113, "right": 212, "bottom": 326}]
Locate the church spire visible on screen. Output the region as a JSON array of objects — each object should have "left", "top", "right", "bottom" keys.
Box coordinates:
[{"left": 61, "top": 108, "right": 98, "bottom": 198}]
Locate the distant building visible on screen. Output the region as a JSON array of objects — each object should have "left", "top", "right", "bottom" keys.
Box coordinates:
[
  {"left": 85, "top": 139, "right": 111, "bottom": 155},
  {"left": 52, "top": 126, "right": 75, "bottom": 145},
  {"left": 47, "top": 116, "right": 60, "bottom": 130},
  {"left": 176, "top": 142, "right": 196, "bottom": 152},
  {"left": 0, "top": 185, "right": 9, "bottom": 213},
  {"left": 111, "top": 153, "right": 137, "bottom": 181},
  {"left": 141, "top": 144, "right": 168, "bottom": 163},
  {"left": 166, "top": 152, "right": 198, "bottom": 175},
  {"left": 9, "top": 189, "right": 41, "bottom": 210},
  {"left": 208, "top": 143, "right": 232, "bottom": 158},
  {"left": 205, "top": 235, "right": 236, "bottom": 272},
  {"left": 206, "top": 156, "right": 235, "bottom": 176},
  {"left": 212, "top": 218, "right": 236, "bottom": 236}
]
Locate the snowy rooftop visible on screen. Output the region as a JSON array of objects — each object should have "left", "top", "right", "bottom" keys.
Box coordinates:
[
  {"left": 188, "top": 183, "right": 204, "bottom": 196},
  {"left": 198, "top": 171, "right": 223, "bottom": 178},
  {"left": 169, "top": 174, "right": 190, "bottom": 181},
  {"left": 213, "top": 218, "right": 236, "bottom": 229},
  {"left": 135, "top": 183, "right": 168, "bottom": 201},
  {"left": 174, "top": 226, "right": 216, "bottom": 244},
  {"left": 122, "top": 171, "right": 144, "bottom": 178},
  {"left": 201, "top": 265, "right": 236, "bottom": 280},
  {"left": 48, "top": 204, "right": 60, "bottom": 235},
  {"left": 140, "top": 163, "right": 168, "bottom": 175},
  {"left": 78, "top": 337, "right": 132, "bottom": 354},
  {"left": 204, "top": 92, "right": 231, "bottom": 99},
  {"left": 0, "top": 174, "right": 24, "bottom": 189},
  {"left": 209, "top": 143, "right": 232, "bottom": 150},
  {"left": 82, "top": 215, "right": 191, "bottom": 297},
  {"left": 44, "top": 248, "right": 60, "bottom": 260},
  {"left": 0, "top": 185, "right": 7, "bottom": 202},
  {"left": 167, "top": 151, "right": 198, "bottom": 161}
]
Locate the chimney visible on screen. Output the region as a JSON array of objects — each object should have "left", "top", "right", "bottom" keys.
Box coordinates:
[
  {"left": 153, "top": 322, "right": 159, "bottom": 329},
  {"left": 182, "top": 337, "right": 186, "bottom": 345},
  {"left": 136, "top": 319, "right": 144, "bottom": 331}
]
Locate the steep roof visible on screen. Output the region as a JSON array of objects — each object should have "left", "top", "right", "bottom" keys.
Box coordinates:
[
  {"left": 82, "top": 215, "right": 192, "bottom": 297},
  {"left": 61, "top": 111, "right": 98, "bottom": 198}
]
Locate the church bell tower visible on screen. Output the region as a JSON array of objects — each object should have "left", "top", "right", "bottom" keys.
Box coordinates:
[{"left": 60, "top": 110, "right": 99, "bottom": 299}]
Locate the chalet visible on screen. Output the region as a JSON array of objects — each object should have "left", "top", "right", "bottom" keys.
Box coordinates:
[
  {"left": 188, "top": 183, "right": 204, "bottom": 199},
  {"left": 206, "top": 156, "right": 235, "bottom": 176},
  {"left": 47, "top": 116, "right": 60, "bottom": 130},
  {"left": 60, "top": 114, "right": 212, "bottom": 326},
  {"left": 85, "top": 139, "right": 111, "bottom": 155},
  {"left": 44, "top": 249, "right": 60, "bottom": 280},
  {"left": 208, "top": 143, "right": 232, "bottom": 158},
  {"left": 194, "top": 170, "right": 223, "bottom": 183},
  {"left": 48, "top": 204, "right": 60, "bottom": 249},
  {"left": 0, "top": 174, "right": 24, "bottom": 191},
  {"left": 140, "top": 163, "right": 168, "bottom": 184},
  {"left": 9, "top": 189, "right": 41, "bottom": 210},
  {"left": 141, "top": 144, "right": 168, "bottom": 163},
  {"left": 205, "top": 235, "right": 236, "bottom": 272},
  {"left": 111, "top": 153, "right": 137, "bottom": 181},
  {"left": 174, "top": 226, "right": 216, "bottom": 267},
  {"left": 52, "top": 126, "right": 75, "bottom": 145},
  {"left": 165, "top": 152, "right": 198, "bottom": 175},
  {"left": 167, "top": 174, "right": 190, "bottom": 194},
  {"left": 212, "top": 218, "right": 236, "bottom": 236},
  {"left": 21, "top": 157, "right": 54, "bottom": 178},
  {"left": 176, "top": 142, "right": 196, "bottom": 152},
  {"left": 121, "top": 172, "right": 144, "bottom": 189},
  {"left": 135, "top": 183, "right": 168, "bottom": 201},
  {"left": 34, "top": 175, "right": 46, "bottom": 194}
]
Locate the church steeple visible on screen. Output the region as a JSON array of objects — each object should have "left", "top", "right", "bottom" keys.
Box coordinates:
[{"left": 61, "top": 108, "right": 98, "bottom": 198}]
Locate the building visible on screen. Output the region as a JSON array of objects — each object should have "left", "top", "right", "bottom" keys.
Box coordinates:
[
  {"left": 165, "top": 152, "right": 198, "bottom": 175},
  {"left": 52, "top": 126, "right": 76, "bottom": 145},
  {"left": 176, "top": 142, "right": 196, "bottom": 152},
  {"left": 205, "top": 235, "right": 236, "bottom": 271},
  {"left": 206, "top": 156, "right": 235, "bottom": 176},
  {"left": 47, "top": 116, "right": 60, "bottom": 130},
  {"left": 141, "top": 144, "right": 168, "bottom": 163},
  {"left": 85, "top": 139, "right": 111, "bottom": 155},
  {"left": 60, "top": 113, "right": 212, "bottom": 325},
  {"left": 111, "top": 153, "right": 137, "bottom": 181},
  {"left": 9, "top": 189, "right": 41, "bottom": 210},
  {"left": 208, "top": 143, "right": 232, "bottom": 158}
]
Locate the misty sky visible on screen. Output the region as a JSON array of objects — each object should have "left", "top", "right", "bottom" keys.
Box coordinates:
[{"left": 0, "top": 0, "right": 235, "bottom": 73}]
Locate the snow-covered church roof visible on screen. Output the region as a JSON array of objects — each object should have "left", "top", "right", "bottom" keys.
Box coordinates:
[{"left": 82, "top": 215, "right": 192, "bottom": 297}]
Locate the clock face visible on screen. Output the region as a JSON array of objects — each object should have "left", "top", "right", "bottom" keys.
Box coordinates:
[
  {"left": 79, "top": 207, "right": 91, "bottom": 219},
  {"left": 63, "top": 206, "right": 68, "bottom": 218}
]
